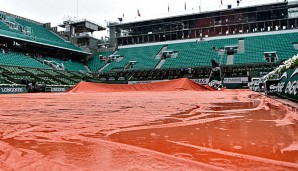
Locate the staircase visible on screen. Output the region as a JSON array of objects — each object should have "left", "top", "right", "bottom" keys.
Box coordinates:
[
  {"left": 98, "top": 63, "right": 111, "bottom": 72},
  {"left": 116, "top": 56, "right": 124, "bottom": 62},
  {"left": 238, "top": 39, "right": 245, "bottom": 53},
  {"left": 97, "top": 50, "right": 122, "bottom": 72},
  {"left": 171, "top": 53, "right": 179, "bottom": 58},
  {"left": 111, "top": 50, "right": 118, "bottom": 56},
  {"left": 84, "top": 65, "right": 92, "bottom": 72},
  {"left": 155, "top": 46, "right": 168, "bottom": 59},
  {"left": 155, "top": 59, "right": 166, "bottom": 69},
  {"left": 226, "top": 55, "right": 234, "bottom": 65}
]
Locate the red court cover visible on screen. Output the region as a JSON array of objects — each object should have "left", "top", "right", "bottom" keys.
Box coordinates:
[{"left": 68, "top": 78, "right": 214, "bottom": 93}]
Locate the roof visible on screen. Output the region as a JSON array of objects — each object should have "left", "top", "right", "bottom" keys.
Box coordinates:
[
  {"left": 0, "top": 33, "right": 91, "bottom": 55},
  {"left": 109, "top": 1, "right": 288, "bottom": 27}
]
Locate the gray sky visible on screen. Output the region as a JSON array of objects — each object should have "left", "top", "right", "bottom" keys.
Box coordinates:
[{"left": 0, "top": 0, "right": 289, "bottom": 38}]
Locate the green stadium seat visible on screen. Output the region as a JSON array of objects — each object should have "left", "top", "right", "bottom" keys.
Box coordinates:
[
  {"left": 44, "top": 57, "right": 87, "bottom": 72},
  {"left": 0, "top": 52, "right": 50, "bottom": 69},
  {"left": 100, "top": 32, "right": 298, "bottom": 72},
  {"left": 0, "top": 15, "right": 85, "bottom": 53},
  {"left": 102, "top": 45, "right": 163, "bottom": 71},
  {"left": 87, "top": 51, "right": 114, "bottom": 72}
]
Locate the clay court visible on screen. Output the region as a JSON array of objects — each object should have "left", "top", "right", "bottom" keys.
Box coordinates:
[{"left": 0, "top": 79, "right": 298, "bottom": 171}]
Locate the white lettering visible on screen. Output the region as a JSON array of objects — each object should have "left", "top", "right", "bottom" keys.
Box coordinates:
[
  {"left": 191, "top": 78, "right": 209, "bottom": 85},
  {"left": 128, "top": 80, "right": 169, "bottom": 84},
  {"left": 223, "top": 77, "right": 248, "bottom": 84},
  {"left": 51, "top": 88, "right": 66, "bottom": 92},
  {"left": 269, "top": 82, "right": 285, "bottom": 93},
  {"left": 285, "top": 81, "right": 298, "bottom": 95},
  {"left": 1, "top": 88, "right": 24, "bottom": 93}
]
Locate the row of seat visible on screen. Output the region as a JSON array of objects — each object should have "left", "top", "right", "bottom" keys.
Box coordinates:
[
  {"left": 0, "top": 65, "right": 84, "bottom": 85},
  {"left": 0, "top": 31, "right": 297, "bottom": 77},
  {"left": 0, "top": 52, "right": 50, "bottom": 69},
  {"left": 87, "top": 51, "right": 113, "bottom": 72},
  {"left": 0, "top": 51, "right": 90, "bottom": 72},
  {"left": 0, "top": 17, "right": 83, "bottom": 52},
  {"left": 102, "top": 45, "right": 163, "bottom": 71},
  {"left": 99, "top": 32, "right": 298, "bottom": 71},
  {"left": 45, "top": 57, "right": 87, "bottom": 72}
]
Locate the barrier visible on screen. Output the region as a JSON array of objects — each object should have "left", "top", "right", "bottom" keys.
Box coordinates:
[
  {"left": 265, "top": 67, "right": 298, "bottom": 101},
  {"left": 277, "top": 67, "right": 298, "bottom": 101}
]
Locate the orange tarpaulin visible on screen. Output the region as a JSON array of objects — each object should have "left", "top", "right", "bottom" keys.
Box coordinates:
[
  {"left": 68, "top": 78, "right": 214, "bottom": 93},
  {"left": 0, "top": 90, "right": 298, "bottom": 170}
]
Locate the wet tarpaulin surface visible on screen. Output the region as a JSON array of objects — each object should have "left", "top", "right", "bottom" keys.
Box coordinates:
[{"left": 0, "top": 90, "right": 298, "bottom": 170}]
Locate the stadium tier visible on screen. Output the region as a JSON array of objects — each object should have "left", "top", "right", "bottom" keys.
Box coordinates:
[
  {"left": 0, "top": 49, "right": 88, "bottom": 86},
  {"left": 0, "top": 12, "right": 86, "bottom": 53},
  {"left": 98, "top": 31, "right": 298, "bottom": 72},
  {"left": 0, "top": 49, "right": 88, "bottom": 72},
  {"left": 0, "top": 51, "right": 50, "bottom": 69},
  {"left": 0, "top": 64, "right": 85, "bottom": 85},
  {"left": 102, "top": 45, "right": 163, "bottom": 71},
  {"left": 45, "top": 57, "right": 88, "bottom": 72},
  {"left": 0, "top": 30, "right": 297, "bottom": 85},
  {"left": 87, "top": 51, "right": 114, "bottom": 72},
  {"left": 235, "top": 33, "right": 298, "bottom": 63}
]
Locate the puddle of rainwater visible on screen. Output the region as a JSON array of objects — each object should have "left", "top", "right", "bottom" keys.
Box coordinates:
[{"left": 109, "top": 103, "right": 298, "bottom": 170}]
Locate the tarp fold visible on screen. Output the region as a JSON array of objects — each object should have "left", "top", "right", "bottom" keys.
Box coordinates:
[{"left": 68, "top": 78, "right": 214, "bottom": 93}]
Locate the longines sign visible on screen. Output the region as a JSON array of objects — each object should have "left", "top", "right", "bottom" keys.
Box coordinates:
[
  {"left": 51, "top": 87, "right": 66, "bottom": 92},
  {"left": 0, "top": 87, "right": 27, "bottom": 94}
]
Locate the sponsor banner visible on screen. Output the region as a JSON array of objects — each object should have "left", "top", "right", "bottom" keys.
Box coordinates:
[
  {"left": 99, "top": 78, "right": 107, "bottom": 81},
  {"left": 191, "top": 78, "right": 209, "bottom": 85},
  {"left": 45, "top": 87, "right": 68, "bottom": 92},
  {"left": 128, "top": 77, "right": 248, "bottom": 85},
  {"left": 264, "top": 80, "right": 280, "bottom": 95},
  {"left": 108, "top": 77, "right": 116, "bottom": 81},
  {"left": 223, "top": 77, "right": 248, "bottom": 84},
  {"left": 128, "top": 80, "right": 168, "bottom": 84},
  {"left": 99, "top": 76, "right": 127, "bottom": 82},
  {"left": 0, "top": 87, "right": 27, "bottom": 94},
  {"left": 51, "top": 87, "right": 67, "bottom": 92},
  {"left": 279, "top": 67, "right": 298, "bottom": 100},
  {"left": 118, "top": 77, "right": 126, "bottom": 81},
  {"left": 268, "top": 67, "right": 298, "bottom": 101}
]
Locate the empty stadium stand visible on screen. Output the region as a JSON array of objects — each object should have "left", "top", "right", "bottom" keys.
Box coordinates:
[
  {"left": 0, "top": 63, "right": 86, "bottom": 86},
  {"left": 87, "top": 51, "right": 114, "bottom": 72},
  {"left": 0, "top": 9, "right": 297, "bottom": 88},
  {"left": 0, "top": 11, "right": 93, "bottom": 87},
  {"left": 44, "top": 57, "right": 87, "bottom": 72},
  {"left": 0, "top": 30, "right": 296, "bottom": 86},
  {"left": 102, "top": 45, "right": 163, "bottom": 71},
  {"left": 101, "top": 31, "right": 298, "bottom": 72},
  {"left": 0, "top": 51, "right": 50, "bottom": 69},
  {"left": 0, "top": 12, "right": 87, "bottom": 53}
]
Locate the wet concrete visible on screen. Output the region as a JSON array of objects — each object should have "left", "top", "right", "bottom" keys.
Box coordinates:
[{"left": 0, "top": 90, "right": 297, "bottom": 170}]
